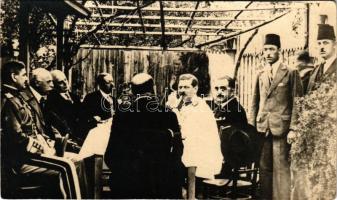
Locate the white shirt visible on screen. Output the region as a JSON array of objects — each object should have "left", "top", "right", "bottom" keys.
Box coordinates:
[
  {"left": 30, "top": 86, "right": 46, "bottom": 103},
  {"left": 99, "top": 89, "right": 113, "bottom": 104},
  {"left": 269, "top": 59, "right": 281, "bottom": 79}
]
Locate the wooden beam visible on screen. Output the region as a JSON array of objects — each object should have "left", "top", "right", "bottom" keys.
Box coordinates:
[
  {"left": 56, "top": 15, "right": 65, "bottom": 70},
  {"left": 195, "top": 10, "right": 291, "bottom": 48},
  {"left": 80, "top": 45, "right": 199, "bottom": 51},
  {"left": 75, "top": 30, "right": 226, "bottom": 36},
  {"left": 217, "top": 1, "right": 253, "bottom": 34},
  {"left": 159, "top": 0, "right": 167, "bottom": 50},
  {"left": 86, "top": 5, "right": 302, "bottom": 12},
  {"left": 185, "top": 1, "right": 200, "bottom": 34},
  {"left": 90, "top": 14, "right": 266, "bottom": 21},
  {"left": 75, "top": 21, "right": 241, "bottom": 30},
  {"left": 136, "top": 0, "right": 146, "bottom": 33}
]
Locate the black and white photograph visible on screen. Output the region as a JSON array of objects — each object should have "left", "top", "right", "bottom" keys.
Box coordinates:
[{"left": 0, "top": 0, "right": 336, "bottom": 199}]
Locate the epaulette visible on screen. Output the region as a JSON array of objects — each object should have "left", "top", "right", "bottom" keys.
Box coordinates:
[{"left": 4, "top": 93, "right": 14, "bottom": 99}]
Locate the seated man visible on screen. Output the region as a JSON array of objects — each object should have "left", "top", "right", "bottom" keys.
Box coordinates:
[
  {"left": 211, "top": 76, "right": 248, "bottom": 129},
  {"left": 46, "top": 70, "right": 83, "bottom": 146},
  {"left": 1, "top": 61, "right": 80, "bottom": 198},
  {"left": 105, "top": 73, "right": 184, "bottom": 199}
]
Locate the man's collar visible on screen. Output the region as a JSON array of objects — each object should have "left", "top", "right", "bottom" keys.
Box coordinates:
[
  {"left": 100, "top": 89, "right": 112, "bottom": 99},
  {"left": 324, "top": 55, "right": 336, "bottom": 73},
  {"left": 216, "top": 96, "right": 236, "bottom": 108},
  {"left": 30, "top": 86, "right": 46, "bottom": 103}
]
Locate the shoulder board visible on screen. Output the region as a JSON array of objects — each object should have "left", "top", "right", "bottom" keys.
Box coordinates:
[{"left": 4, "top": 93, "right": 14, "bottom": 99}]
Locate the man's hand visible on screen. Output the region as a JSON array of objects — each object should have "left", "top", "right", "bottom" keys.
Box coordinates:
[{"left": 287, "top": 130, "right": 296, "bottom": 144}]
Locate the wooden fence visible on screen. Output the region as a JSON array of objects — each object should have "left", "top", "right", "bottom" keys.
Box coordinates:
[
  {"left": 236, "top": 47, "right": 304, "bottom": 115},
  {"left": 70, "top": 48, "right": 187, "bottom": 99}
]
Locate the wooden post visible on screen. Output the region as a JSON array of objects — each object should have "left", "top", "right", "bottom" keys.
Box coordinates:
[
  {"left": 18, "top": 0, "right": 30, "bottom": 74},
  {"left": 187, "top": 167, "right": 196, "bottom": 200},
  {"left": 57, "top": 15, "right": 65, "bottom": 71}
]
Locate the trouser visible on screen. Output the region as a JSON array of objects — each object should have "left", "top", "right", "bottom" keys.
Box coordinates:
[
  {"left": 259, "top": 132, "right": 290, "bottom": 200},
  {"left": 19, "top": 155, "right": 81, "bottom": 199}
]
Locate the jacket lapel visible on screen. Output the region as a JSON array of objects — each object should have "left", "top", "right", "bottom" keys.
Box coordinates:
[
  {"left": 306, "top": 64, "right": 323, "bottom": 93},
  {"left": 266, "top": 63, "right": 288, "bottom": 97},
  {"left": 20, "top": 88, "right": 46, "bottom": 126},
  {"left": 324, "top": 58, "right": 337, "bottom": 78}
]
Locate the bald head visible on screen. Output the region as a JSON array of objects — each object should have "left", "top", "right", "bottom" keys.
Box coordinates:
[
  {"left": 30, "top": 68, "right": 54, "bottom": 95},
  {"left": 131, "top": 73, "right": 154, "bottom": 95},
  {"left": 51, "top": 70, "right": 69, "bottom": 93}
]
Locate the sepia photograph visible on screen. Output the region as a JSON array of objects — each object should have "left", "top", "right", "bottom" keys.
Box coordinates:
[{"left": 0, "top": 0, "right": 336, "bottom": 199}]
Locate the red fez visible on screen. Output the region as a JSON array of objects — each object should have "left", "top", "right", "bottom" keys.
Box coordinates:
[
  {"left": 264, "top": 34, "right": 281, "bottom": 48},
  {"left": 317, "top": 24, "right": 336, "bottom": 40}
]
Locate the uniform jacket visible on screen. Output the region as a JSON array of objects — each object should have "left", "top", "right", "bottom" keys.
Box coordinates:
[
  {"left": 1, "top": 86, "right": 36, "bottom": 169},
  {"left": 249, "top": 62, "right": 303, "bottom": 137},
  {"left": 306, "top": 58, "right": 337, "bottom": 93}
]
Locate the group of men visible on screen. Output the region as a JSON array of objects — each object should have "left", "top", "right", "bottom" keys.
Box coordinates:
[
  {"left": 1, "top": 63, "right": 116, "bottom": 198},
  {"left": 1, "top": 22, "right": 336, "bottom": 199}
]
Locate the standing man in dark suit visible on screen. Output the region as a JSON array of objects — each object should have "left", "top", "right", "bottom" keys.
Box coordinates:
[
  {"left": 47, "top": 70, "right": 83, "bottom": 144},
  {"left": 306, "top": 24, "right": 336, "bottom": 94},
  {"left": 82, "top": 73, "right": 115, "bottom": 133},
  {"left": 104, "top": 73, "right": 184, "bottom": 199},
  {"left": 249, "top": 34, "right": 303, "bottom": 200}
]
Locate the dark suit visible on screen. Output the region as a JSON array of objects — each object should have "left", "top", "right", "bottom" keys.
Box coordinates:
[
  {"left": 20, "top": 87, "right": 60, "bottom": 139},
  {"left": 104, "top": 95, "right": 184, "bottom": 199},
  {"left": 249, "top": 62, "right": 303, "bottom": 200},
  {"left": 81, "top": 90, "right": 115, "bottom": 133},
  {"left": 46, "top": 91, "right": 83, "bottom": 141},
  {"left": 306, "top": 58, "right": 337, "bottom": 94}
]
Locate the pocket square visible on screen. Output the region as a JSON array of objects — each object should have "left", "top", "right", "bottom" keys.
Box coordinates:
[{"left": 278, "top": 83, "right": 285, "bottom": 87}]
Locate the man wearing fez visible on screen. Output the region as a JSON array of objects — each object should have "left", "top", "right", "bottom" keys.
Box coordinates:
[
  {"left": 104, "top": 73, "right": 184, "bottom": 199},
  {"left": 306, "top": 24, "right": 336, "bottom": 93},
  {"left": 249, "top": 34, "right": 303, "bottom": 199}
]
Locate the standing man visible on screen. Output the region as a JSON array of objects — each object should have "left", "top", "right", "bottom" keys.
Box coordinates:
[
  {"left": 306, "top": 24, "right": 336, "bottom": 93},
  {"left": 82, "top": 73, "right": 115, "bottom": 133},
  {"left": 249, "top": 34, "right": 303, "bottom": 199},
  {"left": 168, "top": 73, "right": 223, "bottom": 199},
  {"left": 47, "top": 70, "right": 83, "bottom": 144}
]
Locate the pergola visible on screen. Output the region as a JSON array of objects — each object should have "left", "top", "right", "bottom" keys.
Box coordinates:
[{"left": 73, "top": 1, "right": 307, "bottom": 51}]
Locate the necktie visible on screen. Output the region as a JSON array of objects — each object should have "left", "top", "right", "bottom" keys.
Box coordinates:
[
  {"left": 40, "top": 97, "right": 46, "bottom": 110},
  {"left": 268, "top": 67, "right": 273, "bottom": 85}
]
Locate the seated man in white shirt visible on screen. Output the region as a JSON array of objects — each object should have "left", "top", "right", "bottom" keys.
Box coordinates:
[{"left": 167, "top": 73, "right": 223, "bottom": 199}]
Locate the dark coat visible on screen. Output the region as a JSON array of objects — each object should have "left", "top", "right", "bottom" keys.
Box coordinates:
[
  {"left": 46, "top": 91, "right": 83, "bottom": 141},
  {"left": 1, "top": 86, "right": 37, "bottom": 170},
  {"left": 208, "top": 97, "right": 248, "bottom": 130},
  {"left": 20, "top": 87, "right": 60, "bottom": 139},
  {"left": 306, "top": 58, "right": 337, "bottom": 94},
  {"left": 104, "top": 95, "right": 184, "bottom": 199},
  {"left": 81, "top": 91, "right": 115, "bottom": 133}
]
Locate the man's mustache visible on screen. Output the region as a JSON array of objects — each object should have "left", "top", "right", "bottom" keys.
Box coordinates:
[{"left": 217, "top": 94, "right": 224, "bottom": 98}]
